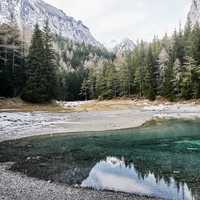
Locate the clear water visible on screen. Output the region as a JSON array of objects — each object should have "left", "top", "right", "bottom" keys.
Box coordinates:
[{"left": 0, "top": 119, "right": 200, "bottom": 200}]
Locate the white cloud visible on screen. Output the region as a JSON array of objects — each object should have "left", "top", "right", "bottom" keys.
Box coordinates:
[{"left": 45, "top": 0, "right": 191, "bottom": 45}]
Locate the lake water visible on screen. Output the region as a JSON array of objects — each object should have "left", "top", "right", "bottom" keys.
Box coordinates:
[{"left": 0, "top": 119, "right": 200, "bottom": 199}]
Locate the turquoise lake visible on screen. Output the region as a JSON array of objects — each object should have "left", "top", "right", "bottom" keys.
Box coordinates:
[{"left": 0, "top": 119, "right": 200, "bottom": 200}]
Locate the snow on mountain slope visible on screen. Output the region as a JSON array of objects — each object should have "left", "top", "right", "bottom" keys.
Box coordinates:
[
  {"left": 113, "top": 38, "right": 136, "bottom": 56},
  {"left": 188, "top": 0, "right": 200, "bottom": 25},
  {"left": 0, "top": 0, "right": 101, "bottom": 46}
]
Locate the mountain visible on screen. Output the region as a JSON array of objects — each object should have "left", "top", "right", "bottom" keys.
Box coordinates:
[
  {"left": 113, "top": 38, "right": 136, "bottom": 56},
  {"left": 105, "top": 39, "right": 118, "bottom": 50},
  {"left": 0, "top": 0, "right": 100, "bottom": 46},
  {"left": 188, "top": 0, "right": 200, "bottom": 25}
]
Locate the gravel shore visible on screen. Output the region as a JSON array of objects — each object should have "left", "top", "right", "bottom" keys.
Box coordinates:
[
  {"left": 0, "top": 163, "right": 160, "bottom": 200},
  {"left": 1, "top": 102, "right": 200, "bottom": 200}
]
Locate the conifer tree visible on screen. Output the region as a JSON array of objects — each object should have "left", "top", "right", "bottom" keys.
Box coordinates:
[
  {"left": 172, "top": 29, "right": 185, "bottom": 65},
  {"left": 157, "top": 48, "right": 170, "bottom": 95},
  {"left": 43, "top": 20, "right": 57, "bottom": 100},
  {"left": 144, "top": 45, "right": 156, "bottom": 100},
  {"left": 134, "top": 41, "right": 146, "bottom": 97},
  {"left": 81, "top": 79, "right": 89, "bottom": 100},
  {"left": 22, "top": 24, "right": 48, "bottom": 103},
  {"left": 0, "top": 23, "right": 25, "bottom": 97},
  {"left": 184, "top": 17, "right": 193, "bottom": 57},
  {"left": 191, "top": 23, "right": 200, "bottom": 65},
  {"left": 192, "top": 65, "right": 200, "bottom": 99},
  {"left": 106, "top": 63, "right": 119, "bottom": 98},
  {"left": 180, "top": 56, "right": 196, "bottom": 99},
  {"left": 172, "top": 58, "right": 182, "bottom": 98},
  {"left": 162, "top": 62, "right": 173, "bottom": 100},
  {"left": 96, "top": 64, "right": 107, "bottom": 99}
]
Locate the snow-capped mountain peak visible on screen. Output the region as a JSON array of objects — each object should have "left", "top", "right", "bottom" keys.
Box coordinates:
[
  {"left": 0, "top": 0, "right": 101, "bottom": 46},
  {"left": 113, "top": 38, "right": 136, "bottom": 56}
]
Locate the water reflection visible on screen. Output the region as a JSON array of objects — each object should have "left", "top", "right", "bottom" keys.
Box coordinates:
[
  {"left": 1, "top": 120, "right": 200, "bottom": 200},
  {"left": 82, "top": 157, "right": 193, "bottom": 200}
]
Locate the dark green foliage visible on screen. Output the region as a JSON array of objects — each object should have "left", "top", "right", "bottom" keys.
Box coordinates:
[
  {"left": 84, "top": 23, "right": 200, "bottom": 101},
  {"left": 191, "top": 23, "right": 200, "bottom": 65},
  {"left": 1, "top": 17, "right": 200, "bottom": 102},
  {"left": 144, "top": 46, "right": 156, "bottom": 100},
  {"left": 21, "top": 24, "right": 47, "bottom": 103},
  {"left": 22, "top": 23, "right": 57, "bottom": 103},
  {"left": 43, "top": 21, "right": 58, "bottom": 99},
  {"left": 0, "top": 23, "right": 25, "bottom": 97},
  {"left": 64, "top": 70, "right": 87, "bottom": 101},
  {"left": 180, "top": 56, "right": 199, "bottom": 99},
  {"left": 22, "top": 22, "right": 58, "bottom": 103}
]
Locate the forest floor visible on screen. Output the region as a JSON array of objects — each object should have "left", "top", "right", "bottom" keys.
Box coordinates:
[{"left": 1, "top": 97, "right": 200, "bottom": 200}]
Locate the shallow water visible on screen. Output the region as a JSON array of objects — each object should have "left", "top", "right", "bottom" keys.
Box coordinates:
[{"left": 0, "top": 120, "right": 200, "bottom": 199}]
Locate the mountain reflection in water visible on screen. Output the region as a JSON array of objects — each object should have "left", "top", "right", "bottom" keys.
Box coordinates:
[{"left": 82, "top": 157, "right": 192, "bottom": 200}]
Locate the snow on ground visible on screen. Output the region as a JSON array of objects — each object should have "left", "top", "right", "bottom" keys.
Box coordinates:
[
  {"left": 0, "top": 112, "right": 74, "bottom": 141},
  {"left": 143, "top": 103, "right": 200, "bottom": 114},
  {"left": 0, "top": 102, "right": 200, "bottom": 142},
  {"left": 56, "top": 100, "right": 95, "bottom": 109}
]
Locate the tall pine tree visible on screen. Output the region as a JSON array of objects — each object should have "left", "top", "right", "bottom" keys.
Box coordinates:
[
  {"left": 43, "top": 20, "right": 57, "bottom": 100},
  {"left": 22, "top": 24, "right": 48, "bottom": 103},
  {"left": 144, "top": 45, "right": 156, "bottom": 100}
]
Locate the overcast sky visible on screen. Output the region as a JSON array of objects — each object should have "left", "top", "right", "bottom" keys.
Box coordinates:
[{"left": 45, "top": 0, "right": 191, "bottom": 46}]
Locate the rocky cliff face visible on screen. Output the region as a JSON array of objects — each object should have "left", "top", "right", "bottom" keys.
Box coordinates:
[
  {"left": 0, "top": 0, "right": 100, "bottom": 46},
  {"left": 188, "top": 0, "right": 200, "bottom": 25}
]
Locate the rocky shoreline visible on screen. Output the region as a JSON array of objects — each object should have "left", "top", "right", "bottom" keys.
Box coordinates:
[{"left": 0, "top": 163, "right": 160, "bottom": 200}]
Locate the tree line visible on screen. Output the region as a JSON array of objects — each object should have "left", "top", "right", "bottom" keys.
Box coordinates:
[
  {"left": 0, "top": 18, "right": 200, "bottom": 103},
  {"left": 0, "top": 21, "right": 114, "bottom": 102},
  {"left": 82, "top": 19, "right": 200, "bottom": 101}
]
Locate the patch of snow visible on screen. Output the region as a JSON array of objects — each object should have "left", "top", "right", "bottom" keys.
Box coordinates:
[{"left": 56, "top": 100, "right": 95, "bottom": 109}]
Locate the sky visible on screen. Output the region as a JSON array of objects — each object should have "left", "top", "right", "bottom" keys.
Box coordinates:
[{"left": 45, "top": 0, "right": 191, "bottom": 46}]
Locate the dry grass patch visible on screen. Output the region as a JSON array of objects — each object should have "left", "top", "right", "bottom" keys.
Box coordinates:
[{"left": 0, "top": 98, "right": 71, "bottom": 112}]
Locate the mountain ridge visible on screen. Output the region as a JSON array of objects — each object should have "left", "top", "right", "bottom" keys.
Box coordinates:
[
  {"left": 188, "top": 0, "right": 200, "bottom": 25},
  {"left": 0, "top": 0, "right": 101, "bottom": 47}
]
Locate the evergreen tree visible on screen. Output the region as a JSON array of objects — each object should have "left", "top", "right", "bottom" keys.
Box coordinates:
[
  {"left": 106, "top": 63, "right": 119, "bottom": 98},
  {"left": 191, "top": 23, "right": 200, "bottom": 65},
  {"left": 172, "top": 29, "right": 185, "bottom": 65},
  {"left": 184, "top": 17, "right": 193, "bottom": 57},
  {"left": 85, "top": 68, "right": 97, "bottom": 99},
  {"left": 118, "top": 63, "right": 131, "bottom": 97},
  {"left": 157, "top": 48, "right": 170, "bottom": 95},
  {"left": 43, "top": 20, "right": 57, "bottom": 100},
  {"left": 22, "top": 24, "right": 48, "bottom": 103},
  {"left": 192, "top": 65, "right": 200, "bottom": 99},
  {"left": 134, "top": 41, "right": 146, "bottom": 97},
  {"left": 81, "top": 79, "right": 89, "bottom": 100},
  {"left": 0, "top": 23, "right": 25, "bottom": 97},
  {"left": 172, "top": 58, "right": 182, "bottom": 98},
  {"left": 96, "top": 65, "right": 107, "bottom": 99},
  {"left": 180, "top": 56, "right": 196, "bottom": 99},
  {"left": 162, "top": 62, "right": 174, "bottom": 100},
  {"left": 144, "top": 45, "right": 156, "bottom": 100}
]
